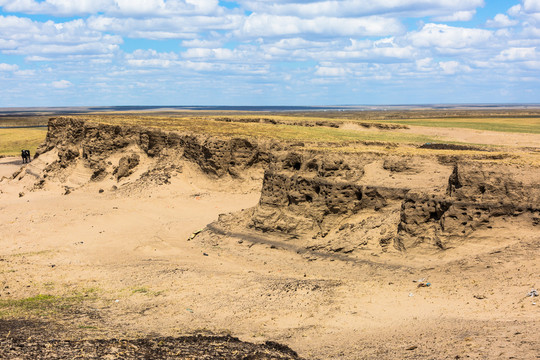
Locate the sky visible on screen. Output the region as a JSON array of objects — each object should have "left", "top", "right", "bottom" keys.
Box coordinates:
[{"left": 0, "top": 0, "right": 539, "bottom": 107}]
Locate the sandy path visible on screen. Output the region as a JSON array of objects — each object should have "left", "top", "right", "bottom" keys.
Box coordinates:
[{"left": 1, "top": 161, "right": 539, "bottom": 359}]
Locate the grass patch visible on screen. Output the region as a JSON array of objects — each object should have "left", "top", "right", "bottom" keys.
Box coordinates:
[
  {"left": 0, "top": 127, "right": 47, "bottom": 156},
  {"left": 130, "top": 286, "right": 164, "bottom": 296},
  {"left": 81, "top": 115, "right": 439, "bottom": 145},
  {"left": 0, "top": 294, "right": 77, "bottom": 318},
  {"left": 131, "top": 287, "right": 149, "bottom": 294},
  {"left": 11, "top": 250, "right": 57, "bottom": 258},
  {"left": 367, "top": 117, "right": 540, "bottom": 134},
  {"left": 0, "top": 288, "right": 100, "bottom": 318}
]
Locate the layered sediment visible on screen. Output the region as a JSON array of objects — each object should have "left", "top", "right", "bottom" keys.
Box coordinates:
[{"left": 21, "top": 117, "right": 540, "bottom": 254}]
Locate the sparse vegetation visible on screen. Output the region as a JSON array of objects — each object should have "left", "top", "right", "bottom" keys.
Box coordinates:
[
  {"left": 371, "top": 117, "right": 540, "bottom": 134},
  {"left": 78, "top": 115, "right": 441, "bottom": 145},
  {"left": 0, "top": 288, "right": 99, "bottom": 318},
  {"left": 0, "top": 294, "right": 77, "bottom": 318}
]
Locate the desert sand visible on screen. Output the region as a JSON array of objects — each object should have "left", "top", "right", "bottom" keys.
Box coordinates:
[{"left": 0, "top": 115, "right": 539, "bottom": 359}]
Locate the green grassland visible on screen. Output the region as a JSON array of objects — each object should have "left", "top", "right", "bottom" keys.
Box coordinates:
[{"left": 0, "top": 127, "right": 47, "bottom": 156}]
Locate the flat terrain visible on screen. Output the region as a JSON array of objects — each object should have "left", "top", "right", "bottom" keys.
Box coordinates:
[{"left": 0, "top": 109, "right": 539, "bottom": 359}]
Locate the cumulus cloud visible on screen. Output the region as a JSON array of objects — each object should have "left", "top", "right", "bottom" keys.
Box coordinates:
[
  {"left": 181, "top": 38, "right": 224, "bottom": 48},
  {"left": 0, "top": 16, "right": 121, "bottom": 58},
  {"left": 432, "top": 10, "right": 476, "bottom": 22},
  {"left": 0, "top": 0, "right": 223, "bottom": 17},
  {"left": 486, "top": 14, "right": 519, "bottom": 28},
  {"left": 494, "top": 47, "right": 537, "bottom": 61},
  {"left": 86, "top": 14, "right": 242, "bottom": 39},
  {"left": 523, "top": 0, "right": 540, "bottom": 12},
  {"left": 235, "top": 0, "right": 484, "bottom": 18},
  {"left": 237, "top": 14, "right": 404, "bottom": 38},
  {"left": 0, "top": 63, "right": 18, "bottom": 71},
  {"left": 125, "top": 49, "right": 179, "bottom": 67},
  {"left": 407, "top": 23, "right": 493, "bottom": 52},
  {"left": 51, "top": 79, "right": 73, "bottom": 88},
  {"left": 315, "top": 66, "right": 347, "bottom": 77}
]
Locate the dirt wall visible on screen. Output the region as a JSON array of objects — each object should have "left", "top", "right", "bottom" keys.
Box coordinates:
[{"left": 31, "top": 117, "right": 540, "bottom": 254}]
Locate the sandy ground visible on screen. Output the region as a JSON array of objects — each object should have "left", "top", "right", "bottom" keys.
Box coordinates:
[
  {"left": 1, "top": 156, "right": 539, "bottom": 359},
  {"left": 341, "top": 123, "right": 540, "bottom": 148}
]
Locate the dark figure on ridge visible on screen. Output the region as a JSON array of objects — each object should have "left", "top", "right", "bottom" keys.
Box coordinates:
[{"left": 21, "top": 150, "right": 31, "bottom": 164}]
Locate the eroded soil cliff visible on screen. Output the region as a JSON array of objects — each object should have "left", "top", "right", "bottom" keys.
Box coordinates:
[{"left": 12, "top": 116, "right": 538, "bottom": 258}]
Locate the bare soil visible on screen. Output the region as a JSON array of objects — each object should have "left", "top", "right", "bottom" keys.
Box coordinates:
[{"left": 1, "top": 116, "right": 539, "bottom": 359}]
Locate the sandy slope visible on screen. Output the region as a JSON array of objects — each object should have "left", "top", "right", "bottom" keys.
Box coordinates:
[{"left": 0, "top": 157, "right": 539, "bottom": 359}]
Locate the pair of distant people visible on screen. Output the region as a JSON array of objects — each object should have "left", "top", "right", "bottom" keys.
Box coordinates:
[{"left": 21, "top": 149, "right": 31, "bottom": 164}]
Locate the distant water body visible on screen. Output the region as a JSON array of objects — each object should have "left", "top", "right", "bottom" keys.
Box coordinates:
[{"left": 1, "top": 104, "right": 539, "bottom": 115}]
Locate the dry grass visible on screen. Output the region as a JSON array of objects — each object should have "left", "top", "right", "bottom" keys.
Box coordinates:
[
  {"left": 0, "top": 128, "right": 47, "bottom": 156},
  {"left": 371, "top": 117, "right": 540, "bottom": 134},
  {"left": 79, "top": 115, "right": 439, "bottom": 145}
]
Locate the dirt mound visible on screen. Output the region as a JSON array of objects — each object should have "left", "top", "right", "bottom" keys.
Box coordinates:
[{"left": 0, "top": 319, "right": 301, "bottom": 360}]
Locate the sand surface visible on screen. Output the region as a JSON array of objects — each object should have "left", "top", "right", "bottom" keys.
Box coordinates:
[
  {"left": 341, "top": 122, "right": 540, "bottom": 148},
  {"left": 1, "top": 156, "right": 539, "bottom": 359}
]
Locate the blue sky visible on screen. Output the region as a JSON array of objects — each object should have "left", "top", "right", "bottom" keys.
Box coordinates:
[{"left": 0, "top": 0, "right": 539, "bottom": 106}]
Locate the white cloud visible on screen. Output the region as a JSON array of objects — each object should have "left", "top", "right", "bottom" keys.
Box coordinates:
[
  {"left": 51, "top": 79, "right": 73, "bottom": 88},
  {"left": 125, "top": 49, "right": 179, "bottom": 67},
  {"left": 439, "top": 60, "right": 460, "bottom": 74},
  {"left": 432, "top": 10, "right": 476, "bottom": 22},
  {"left": 0, "top": 0, "right": 223, "bottom": 16},
  {"left": 14, "top": 69, "right": 36, "bottom": 76},
  {"left": 235, "top": 0, "right": 484, "bottom": 19},
  {"left": 181, "top": 38, "right": 224, "bottom": 48},
  {"left": 315, "top": 66, "right": 347, "bottom": 77},
  {"left": 416, "top": 57, "right": 434, "bottom": 71},
  {"left": 237, "top": 14, "right": 404, "bottom": 38},
  {"left": 0, "top": 63, "right": 19, "bottom": 71},
  {"left": 523, "top": 0, "right": 540, "bottom": 13},
  {"left": 486, "top": 14, "right": 519, "bottom": 28},
  {"left": 494, "top": 47, "right": 537, "bottom": 61},
  {"left": 0, "top": 16, "right": 122, "bottom": 57},
  {"left": 407, "top": 23, "right": 493, "bottom": 52},
  {"left": 86, "top": 14, "right": 242, "bottom": 39}
]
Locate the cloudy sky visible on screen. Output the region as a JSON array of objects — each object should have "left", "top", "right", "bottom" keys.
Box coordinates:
[{"left": 0, "top": 0, "right": 539, "bottom": 106}]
